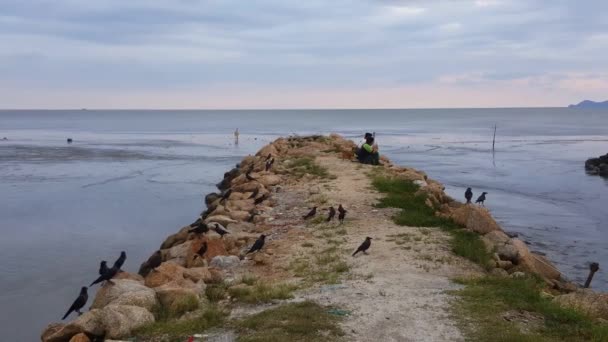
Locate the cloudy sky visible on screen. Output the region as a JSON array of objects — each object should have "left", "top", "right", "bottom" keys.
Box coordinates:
[{"left": 1, "top": 0, "right": 607, "bottom": 109}]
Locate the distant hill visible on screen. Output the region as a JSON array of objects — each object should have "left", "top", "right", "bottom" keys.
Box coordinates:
[{"left": 568, "top": 100, "right": 608, "bottom": 108}]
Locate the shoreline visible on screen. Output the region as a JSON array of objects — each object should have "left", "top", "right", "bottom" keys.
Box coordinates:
[{"left": 41, "top": 134, "right": 606, "bottom": 342}]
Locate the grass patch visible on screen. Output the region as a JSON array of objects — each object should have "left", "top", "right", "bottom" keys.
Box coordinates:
[
  {"left": 454, "top": 275, "right": 608, "bottom": 341},
  {"left": 284, "top": 157, "right": 335, "bottom": 179},
  {"left": 236, "top": 301, "right": 344, "bottom": 342},
  {"left": 370, "top": 175, "right": 492, "bottom": 267},
  {"left": 205, "top": 283, "right": 228, "bottom": 302},
  {"left": 241, "top": 274, "right": 258, "bottom": 286},
  {"left": 134, "top": 305, "right": 227, "bottom": 340},
  {"left": 228, "top": 283, "right": 296, "bottom": 304}
]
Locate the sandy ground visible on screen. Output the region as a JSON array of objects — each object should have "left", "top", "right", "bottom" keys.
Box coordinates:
[
  {"left": 279, "top": 155, "right": 480, "bottom": 342},
  {"left": 212, "top": 153, "right": 482, "bottom": 342}
]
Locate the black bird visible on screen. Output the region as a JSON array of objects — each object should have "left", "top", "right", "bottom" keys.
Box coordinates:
[
  {"left": 475, "top": 192, "right": 488, "bottom": 206},
  {"left": 338, "top": 204, "right": 347, "bottom": 224},
  {"left": 113, "top": 251, "right": 126, "bottom": 270},
  {"left": 352, "top": 237, "right": 372, "bottom": 257},
  {"left": 265, "top": 160, "right": 272, "bottom": 172},
  {"left": 220, "top": 189, "right": 232, "bottom": 204},
  {"left": 98, "top": 261, "right": 108, "bottom": 275},
  {"left": 266, "top": 153, "right": 272, "bottom": 161},
  {"left": 196, "top": 241, "right": 208, "bottom": 258},
  {"left": 67, "top": 138, "right": 73, "bottom": 144},
  {"left": 62, "top": 287, "right": 88, "bottom": 320},
  {"left": 465, "top": 188, "right": 473, "bottom": 204},
  {"left": 214, "top": 223, "right": 230, "bottom": 238},
  {"left": 246, "top": 172, "right": 256, "bottom": 181},
  {"left": 189, "top": 222, "right": 209, "bottom": 235},
  {"left": 248, "top": 187, "right": 260, "bottom": 199},
  {"left": 246, "top": 234, "right": 266, "bottom": 254},
  {"left": 254, "top": 193, "right": 268, "bottom": 205},
  {"left": 327, "top": 206, "right": 336, "bottom": 222},
  {"left": 138, "top": 250, "right": 162, "bottom": 277},
  {"left": 302, "top": 207, "right": 317, "bottom": 220},
  {"left": 90, "top": 265, "right": 119, "bottom": 286}
]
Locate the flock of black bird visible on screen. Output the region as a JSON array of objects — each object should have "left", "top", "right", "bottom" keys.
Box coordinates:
[
  {"left": 62, "top": 151, "right": 486, "bottom": 323},
  {"left": 62, "top": 251, "right": 127, "bottom": 320},
  {"left": 465, "top": 187, "right": 489, "bottom": 206}
]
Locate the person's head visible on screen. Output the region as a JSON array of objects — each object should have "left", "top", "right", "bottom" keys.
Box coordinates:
[
  {"left": 364, "top": 132, "right": 373, "bottom": 139},
  {"left": 366, "top": 137, "right": 374, "bottom": 145}
]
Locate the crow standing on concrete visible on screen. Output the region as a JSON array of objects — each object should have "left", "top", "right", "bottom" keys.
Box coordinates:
[
  {"left": 338, "top": 204, "right": 347, "bottom": 224},
  {"left": 62, "top": 287, "right": 88, "bottom": 320},
  {"left": 113, "top": 251, "right": 126, "bottom": 270},
  {"left": 327, "top": 206, "right": 336, "bottom": 222},
  {"left": 303, "top": 207, "right": 317, "bottom": 220},
  {"left": 98, "top": 261, "right": 108, "bottom": 275},
  {"left": 352, "top": 237, "right": 372, "bottom": 257},
  {"left": 465, "top": 188, "right": 473, "bottom": 204},
  {"left": 476, "top": 192, "right": 488, "bottom": 206},
  {"left": 246, "top": 234, "right": 266, "bottom": 254},
  {"left": 214, "top": 223, "right": 229, "bottom": 238}
]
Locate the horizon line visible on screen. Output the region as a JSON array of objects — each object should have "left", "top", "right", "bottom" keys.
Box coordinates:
[{"left": 0, "top": 105, "right": 574, "bottom": 111}]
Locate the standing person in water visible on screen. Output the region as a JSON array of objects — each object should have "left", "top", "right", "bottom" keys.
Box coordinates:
[{"left": 234, "top": 128, "right": 240, "bottom": 145}]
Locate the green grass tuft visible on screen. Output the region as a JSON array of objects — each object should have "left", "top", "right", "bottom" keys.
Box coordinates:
[
  {"left": 370, "top": 175, "right": 491, "bottom": 267},
  {"left": 228, "top": 283, "right": 296, "bottom": 304},
  {"left": 205, "top": 283, "right": 228, "bottom": 302},
  {"left": 454, "top": 275, "right": 608, "bottom": 341},
  {"left": 285, "top": 157, "right": 335, "bottom": 179},
  {"left": 134, "top": 305, "right": 227, "bottom": 340},
  {"left": 236, "top": 301, "right": 344, "bottom": 342}
]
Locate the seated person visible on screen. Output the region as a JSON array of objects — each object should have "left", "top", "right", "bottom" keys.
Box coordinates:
[{"left": 356, "top": 136, "right": 380, "bottom": 165}]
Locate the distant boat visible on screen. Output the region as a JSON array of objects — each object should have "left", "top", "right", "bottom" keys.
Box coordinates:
[
  {"left": 568, "top": 100, "right": 608, "bottom": 109},
  {"left": 81, "top": 108, "right": 87, "bottom": 111}
]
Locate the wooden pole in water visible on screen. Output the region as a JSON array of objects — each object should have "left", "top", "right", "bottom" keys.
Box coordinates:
[
  {"left": 492, "top": 124, "right": 497, "bottom": 152},
  {"left": 584, "top": 262, "right": 599, "bottom": 288}
]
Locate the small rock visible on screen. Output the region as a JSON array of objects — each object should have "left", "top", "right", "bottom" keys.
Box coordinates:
[
  {"left": 490, "top": 268, "right": 509, "bottom": 277},
  {"left": 69, "top": 333, "right": 91, "bottom": 342},
  {"left": 209, "top": 255, "right": 241, "bottom": 269},
  {"left": 510, "top": 271, "right": 526, "bottom": 278}
]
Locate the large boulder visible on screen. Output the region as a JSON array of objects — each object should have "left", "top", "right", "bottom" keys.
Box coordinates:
[
  {"left": 233, "top": 181, "right": 261, "bottom": 193},
  {"left": 204, "top": 215, "right": 238, "bottom": 227},
  {"left": 163, "top": 240, "right": 194, "bottom": 267},
  {"left": 91, "top": 279, "right": 158, "bottom": 311},
  {"left": 554, "top": 290, "right": 608, "bottom": 320},
  {"left": 155, "top": 283, "right": 202, "bottom": 316},
  {"left": 257, "top": 174, "right": 281, "bottom": 187},
  {"left": 450, "top": 206, "right": 501, "bottom": 234},
  {"left": 41, "top": 310, "right": 104, "bottom": 342},
  {"left": 228, "top": 210, "right": 252, "bottom": 222},
  {"left": 160, "top": 226, "right": 190, "bottom": 250},
  {"left": 205, "top": 193, "right": 221, "bottom": 207},
  {"left": 256, "top": 144, "right": 278, "bottom": 158},
  {"left": 510, "top": 240, "right": 560, "bottom": 281},
  {"left": 144, "top": 262, "right": 186, "bottom": 288},
  {"left": 210, "top": 255, "right": 241, "bottom": 269},
  {"left": 101, "top": 305, "right": 155, "bottom": 339},
  {"left": 187, "top": 237, "right": 229, "bottom": 265}
]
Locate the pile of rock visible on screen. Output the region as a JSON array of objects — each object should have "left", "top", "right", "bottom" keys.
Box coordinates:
[
  {"left": 41, "top": 139, "right": 289, "bottom": 342},
  {"left": 585, "top": 153, "right": 608, "bottom": 176}
]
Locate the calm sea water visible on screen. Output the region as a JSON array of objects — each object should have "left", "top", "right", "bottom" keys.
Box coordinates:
[{"left": 0, "top": 109, "right": 607, "bottom": 341}]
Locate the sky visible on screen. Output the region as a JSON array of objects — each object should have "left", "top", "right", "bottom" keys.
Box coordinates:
[{"left": 1, "top": 0, "right": 607, "bottom": 109}]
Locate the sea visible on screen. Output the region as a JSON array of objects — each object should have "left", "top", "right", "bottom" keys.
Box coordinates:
[{"left": 0, "top": 109, "right": 607, "bottom": 341}]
